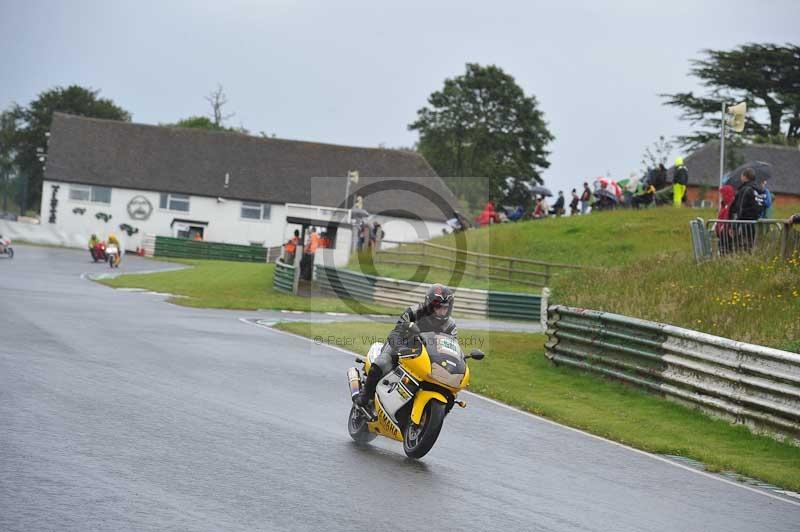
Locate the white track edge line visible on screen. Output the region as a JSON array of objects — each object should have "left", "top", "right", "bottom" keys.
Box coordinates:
[{"left": 238, "top": 317, "right": 800, "bottom": 508}]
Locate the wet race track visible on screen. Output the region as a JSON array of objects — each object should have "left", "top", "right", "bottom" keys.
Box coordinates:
[{"left": 1, "top": 245, "right": 799, "bottom": 531}]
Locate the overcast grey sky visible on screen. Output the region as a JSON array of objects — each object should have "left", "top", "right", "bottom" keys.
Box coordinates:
[{"left": 2, "top": 0, "right": 798, "bottom": 194}]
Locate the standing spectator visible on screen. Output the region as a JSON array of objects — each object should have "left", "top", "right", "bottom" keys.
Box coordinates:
[
  {"left": 356, "top": 221, "right": 365, "bottom": 251},
  {"left": 284, "top": 229, "right": 300, "bottom": 263},
  {"left": 569, "top": 189, "right": 579, "bottom": 216},
  {"left": 715, "top": 185, "right": 736, "bottom": 255},
  {"left": 653, "top": 163, "right": 668, "bottom": 190},
  {"left": 730, "top": 168, "right": 761, "bottom": 251},
  {"left": 759, "top": 178, "right": 773, "bottom": 219},
  {"left": 549, "top": 191, "right": 566, "bottom": 216},
  {"left": 360, "top": 222, "right": 371, "bottom": 252},
  {"left": 580, "top": 182, "right": 592, "bottom": 214},
  {"left": 306, "top": 227, "right": 320, "bottom": 255},
  {"left": 370, "top": 221, "right": 384, "bottom": 251},
  {"left": 673, "top": 157, "right": 689, "bottom": 207},
  {"left": 532, "top": 196, "right": 547, "bottom": 219}
]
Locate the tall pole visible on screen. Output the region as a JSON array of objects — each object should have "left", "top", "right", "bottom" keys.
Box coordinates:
[
  {"left": 344, "top": 175, "right": 351, "bottom": 211},
  {"left": 1, "top": 169, "right": 7, "bottom": 214},
  {"left": 719, "top": 102, "right": 726, "bottom": 192}
]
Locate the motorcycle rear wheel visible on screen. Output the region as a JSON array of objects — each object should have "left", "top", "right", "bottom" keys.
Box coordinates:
[
  {"left": 403, "top": 400, "right": 446, "bottom": 459},
  {"left": 348, "top": 405, "right": 376, "bottom": 444},
  {"left": 7, "top": 247, "right": 12, "bottom": 259}
]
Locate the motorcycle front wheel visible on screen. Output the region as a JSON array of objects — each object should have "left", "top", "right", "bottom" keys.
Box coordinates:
[
  {"left": 7, "top": 247, "right": 12, "bottom": 259},
  {"left": 403, "top": 400, "right": 446, "bottom": 459},
  {"left": 348, "top": 406, "right": 376, "bottom": 444}
]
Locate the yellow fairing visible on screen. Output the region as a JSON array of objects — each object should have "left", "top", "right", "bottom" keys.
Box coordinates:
[
  {"left": 411, "top": 390, "right": 448, "bottom": 424},
  {"left": 399, "top": 348, "right": 431, "bottom": 381},
  {"left": 461, "top": 365, "right": 471, "bottom": 388},
  {"left": 368, "top": 397, "right": 403, "bottom": 441}
]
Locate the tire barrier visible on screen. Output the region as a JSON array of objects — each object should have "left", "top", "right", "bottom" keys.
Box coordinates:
[
  {"left": 545, "top": 305, "right": 800, "bottom": 444},
  {"left": 273, "top": 260, "right": 295, "bottom": 293},
  {"left": 314, "top": 265, "right": 545, "bottom": 322}
]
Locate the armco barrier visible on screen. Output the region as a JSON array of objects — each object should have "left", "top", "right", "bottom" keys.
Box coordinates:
[
  {"left": 315, "top": 266, "right": 376, "bottom": 302},
  {"left": 545, "top": 305, "right": 800, "bottom": 443},
  {"left": 315, "top": 265, "right": 544, "bottom": 322},
  {"left": 273, "top": 260, "right": 295, "bottom": 293},
  {"left": 155, "top": 236, "right": 267, "bottom": 263},
  {"left": 487, "top": 291, "right": 541, "bottom": 321}
]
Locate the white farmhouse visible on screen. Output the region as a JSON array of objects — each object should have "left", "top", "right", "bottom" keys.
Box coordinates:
[{"left": 40, "top": 113, "right": 459, "bottom": 265}]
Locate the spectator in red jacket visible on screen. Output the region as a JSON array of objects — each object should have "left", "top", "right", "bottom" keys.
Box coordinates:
[{"left": 715, "top": 185, "right": 735, "bottom": 255}]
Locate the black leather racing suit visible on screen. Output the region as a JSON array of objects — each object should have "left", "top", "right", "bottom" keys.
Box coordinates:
[{"left": 358, "top": 304, "right": 458, "bottom": 406}]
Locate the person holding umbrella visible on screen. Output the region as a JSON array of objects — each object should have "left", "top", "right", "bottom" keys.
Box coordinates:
[{"left": 672, "top": 157, "right": 689, "bottom": 207}]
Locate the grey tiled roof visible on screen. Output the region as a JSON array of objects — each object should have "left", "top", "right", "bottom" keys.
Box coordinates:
[
  {"left": 44, "top": 113, "right": 459, "bottom": 221},
  {"left": 672, "top": 141, "right": 800, "bottom": 195}
]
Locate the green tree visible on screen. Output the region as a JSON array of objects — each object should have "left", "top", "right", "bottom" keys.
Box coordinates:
[
  {"left": 170, "top": 115, "right": 226, "bottom": 130},
  {"left": 409, "top": 64, "right": 554, "bottom": 207},
  {"left": 662, "top": 43, "right": 800, "bottom": 150},
  {"left": 166, "top": 115, "right": 248, "bottom": 134},
  {"left": 2, "top": 85, "right": 130, "bottom": 212}
]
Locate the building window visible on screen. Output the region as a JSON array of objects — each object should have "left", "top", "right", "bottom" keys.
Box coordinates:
[
  {"left": 241, "top": 202, "right": 271, "bottom": 221},
  {"left": 91, "top": 186, "right": 111, "bottom": 203},
  {"left": 160, "top": 193, "right": 190, "bottom": 212},
  {"left": 69, "top": 185, "right": 111, "bottom": 204}
]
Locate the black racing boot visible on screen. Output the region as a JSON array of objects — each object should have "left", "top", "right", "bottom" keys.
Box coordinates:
[{"left": 355, "top": 366, "right": 381, "bottom": 408}]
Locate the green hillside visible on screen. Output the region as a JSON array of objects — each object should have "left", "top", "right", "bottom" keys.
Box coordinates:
[{"left": 354, "top": 206, "right": 799, "bottom": 351}]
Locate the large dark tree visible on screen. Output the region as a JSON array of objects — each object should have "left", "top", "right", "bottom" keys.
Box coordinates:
[
  {"left": 409, "top": 64, "right": 553, "bottom": 207},
  {"left": 2, "top": 85, "right": 130, "bottom": 211},
  {"left": 662, "top": 43, "right": 800, "bottom": 150}
]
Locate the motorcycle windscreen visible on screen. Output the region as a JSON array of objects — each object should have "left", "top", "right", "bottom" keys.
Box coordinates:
[{"left": 424, "top": 333, "right": 466, "bottom": 388}]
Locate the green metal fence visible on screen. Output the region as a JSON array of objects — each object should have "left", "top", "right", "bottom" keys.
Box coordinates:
[
  {"left": 487, "top": 291, "right": 542, "bottom": 321},
  {"left": 545, "top": 305, "right": 800, "bottom": 443},
  {"left": 315, "top": 265, "right": 377, "bottom": 302},
  {"left": 154, "top": 236, "right": 267, "bottom": 262},
  {"left": 315, "top": 264, "right": 545, "bottom": 322},
  {"left": 273, "top": 260, "right": 295, "bottom": 293}
]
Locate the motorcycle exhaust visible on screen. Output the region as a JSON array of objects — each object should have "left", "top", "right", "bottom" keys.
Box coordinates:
[{"left": 347, "top": 367, "right": 361, "bottom": 400}]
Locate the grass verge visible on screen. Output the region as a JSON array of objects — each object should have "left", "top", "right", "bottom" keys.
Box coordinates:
[
  {"left": 98, "top": 259, "right": 403, "bottom": 314},
  {"left": 275, "top": 320, "right": 800, "bottom": 492}
]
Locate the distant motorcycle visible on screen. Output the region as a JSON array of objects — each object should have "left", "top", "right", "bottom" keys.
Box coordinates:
[
  {"left": 106, "top": 244, "right": 121, "bottom": 268},
  {"left": 90, "top": 241, "right": 107, "bottom": 262},
  {"left": 0, "top": 236, "right": 13, "bottom": 259}
]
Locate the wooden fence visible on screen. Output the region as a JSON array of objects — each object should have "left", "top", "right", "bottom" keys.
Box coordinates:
[{"left": 374, "top": 239, "right": 580, "bottom": 288}]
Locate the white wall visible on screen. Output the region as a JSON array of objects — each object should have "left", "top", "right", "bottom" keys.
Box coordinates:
[
  {"left": 37, "top": 180, "right": 443, "bottom": 266},
  {"left": 40, "top": 180, "right": 291, "bottom": 251}
]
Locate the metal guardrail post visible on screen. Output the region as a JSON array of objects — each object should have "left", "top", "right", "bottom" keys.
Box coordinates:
[{"left": 539, "top": 288, "right": 550, "bottom": 329}]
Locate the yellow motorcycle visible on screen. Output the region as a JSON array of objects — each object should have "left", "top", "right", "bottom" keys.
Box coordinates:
[{"left": 347, "top": 329, "right": 484, "bottom": 459}]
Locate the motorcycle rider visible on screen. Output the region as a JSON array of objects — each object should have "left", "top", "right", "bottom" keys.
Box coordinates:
[
  {"left": 107, "top": 233, "right": 122, "bottom": 265},
  {"left": 355, "top": 284, "right": 458, "bottom": 409}
]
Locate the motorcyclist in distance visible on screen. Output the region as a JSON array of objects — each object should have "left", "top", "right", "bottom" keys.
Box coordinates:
[{"left": 355, "top": 284, "right": 457, "bottom": 409}]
